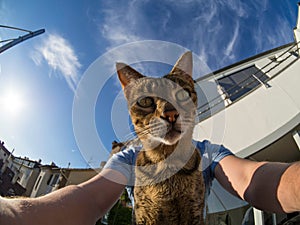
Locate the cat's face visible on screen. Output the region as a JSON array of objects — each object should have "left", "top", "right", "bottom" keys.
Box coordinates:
[{"left": 117, "top": 52, "right": 197, "bottom": 146}]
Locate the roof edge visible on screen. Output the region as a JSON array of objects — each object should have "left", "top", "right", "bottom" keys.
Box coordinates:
[{"left": 195, "top": 42, "right": 295, "bottom": 82}]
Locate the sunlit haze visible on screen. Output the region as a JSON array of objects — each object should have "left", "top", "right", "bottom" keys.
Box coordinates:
[{"left": 0, "top": 87, "right": 26, "bottom": 117}]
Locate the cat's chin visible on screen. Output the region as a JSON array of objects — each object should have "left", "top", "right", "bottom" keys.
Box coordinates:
[
  {"left": 141, "top": 128, "right": 193, "bottom": 147},
  {"left": 150, "top": 131, "right": 182, "bottom": 146},
  {"left": 161, "top": 130, "right": 182, "bottom": 145},
  {"left": 141, "top": 135, "right": 180, "bottom": 148},
  {"left": 160, "top": 139, "right": 179, "bottom": 146}
]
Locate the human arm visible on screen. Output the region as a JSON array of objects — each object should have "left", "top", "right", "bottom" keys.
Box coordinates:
[
  {"left": 215, "top": 155, "right": 300, "bottom": 213},
  {"left": 0, "top": 169, "right": 126, "bottom": 225}
]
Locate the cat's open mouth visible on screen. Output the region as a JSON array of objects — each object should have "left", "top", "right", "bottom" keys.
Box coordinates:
[
  {"left": 168, "top": 128, "right": 182, "bottom": 135},
  {"left": 165, "top": 122, "right": 182, "bottom": 134},
  {"left": 163, "top": 126, "right": 183, "bottom": 144}
]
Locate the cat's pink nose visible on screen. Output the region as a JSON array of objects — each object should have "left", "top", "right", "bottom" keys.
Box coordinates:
[{"left": 162, "top": 110, "right": 179, "bottom": 123}]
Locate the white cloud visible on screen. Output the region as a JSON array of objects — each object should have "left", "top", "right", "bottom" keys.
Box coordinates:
[
  {"left": 31, "top": 33, "right": 81, "bottom": 92},
  {"left": 194, "top": 3, "right": 218, "bottom": 25},
  {"left": 102, "top": 24, "right": 141, "bottom": 46},
  {"left": 222, "top": 0, "right": 248, "bottom": 18},
  {"left": 253, "top": 9, "right": 293, "bottom": 54},
  {"left": 224, "top": 22, "right": 240, "bottom": 59},
  {"left": 100, "top": 2, "right": 143, "bottom": 47},
  {"left": 98, "top": 0, "right": 295, "bottom": 74}
]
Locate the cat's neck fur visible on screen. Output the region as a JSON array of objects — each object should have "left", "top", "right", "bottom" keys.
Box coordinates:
[{"left": 142, "top": 142, "right": 179, "bottom": 163}]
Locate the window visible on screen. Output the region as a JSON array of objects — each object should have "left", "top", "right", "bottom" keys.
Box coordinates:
[
  {"left": 217, "top": 65, "right": 268, "bottom": 102},
  {"left": 47, "top": 174, "right": 53, "bottom": 185},
  {"left": 34, "top": 176, "right": 42, "bottom": 190},
  {"left": 47, "top": 173, "right": 60, "bottom": 187},
  {"left": 50, "top": 174, "right": 60, "bottom": 186}
]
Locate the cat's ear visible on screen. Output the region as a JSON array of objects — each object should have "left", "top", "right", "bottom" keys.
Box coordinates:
[
  {"left": 170, "top": 51, "right": 193, "bottom": 77},
  {"left": 116, "top": 63, "right": 144, "bottom": 89}
]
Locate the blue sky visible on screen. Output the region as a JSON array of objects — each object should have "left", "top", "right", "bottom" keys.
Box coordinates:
[{"left": 0, "top": 0, "right": 299, "bottom": 168}]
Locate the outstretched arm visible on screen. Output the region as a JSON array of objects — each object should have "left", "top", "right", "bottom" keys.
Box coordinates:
[
  {"left": 215, "top": 155, "right": 300, "bottom": 213},
  {"left": 0, "top": 169, "right": 126, "bottom": 225}
]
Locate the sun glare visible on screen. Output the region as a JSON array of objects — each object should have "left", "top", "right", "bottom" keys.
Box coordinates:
[{"left": 0, "top": 88, "right": 26, "bottom": 117}]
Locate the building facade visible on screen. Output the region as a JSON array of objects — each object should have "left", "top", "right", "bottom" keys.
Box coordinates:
[
  {"left": 0, "top": 141, "right": 26, "bottom": 196},
  {"left": 0, "top": 140, "right": 101, "bottom": 198},
  {"left": 31, "top": 165, "right": 100, "bottom": 197}
]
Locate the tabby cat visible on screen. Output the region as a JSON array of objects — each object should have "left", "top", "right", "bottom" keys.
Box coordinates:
[{"left": 116, "top": 52, "right": 205, "bottom": 225}]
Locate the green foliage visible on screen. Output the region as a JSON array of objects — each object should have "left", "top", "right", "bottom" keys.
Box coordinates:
[
  {"left": 120, "top": 189, "right": 131, "bottom": 203},
  {"left": 107, "top": 201, "right": 132, "bottom": 225}
]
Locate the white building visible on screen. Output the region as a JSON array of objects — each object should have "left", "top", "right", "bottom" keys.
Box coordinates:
[
  {"left": 12, "top": 156, "right": 42, "bottom": 196},
  {"left": 31, "top": 164, "right": 100, "bottom": 197},
  {"left": 193, "top": 3, "right": 300, "bottom": 225}
]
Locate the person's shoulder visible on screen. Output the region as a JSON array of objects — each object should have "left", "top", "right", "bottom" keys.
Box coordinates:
[
  {"left": 193, "top": 139, "right": 212, "bottom": 155},
  {"left": 115, "top": 145, "right": 141, "bottom": 155},
  {"left": 193, "top": 139, "right": 233, "bottom": 158},
  {"left": 105, "top": 144, "right": 141, "bottom": 170},
  {"left": 110, "top": 144, "right": 141, "bottom": 163},
  {"left": 193, "top": 139, "right": 213, "bottom": 147}
]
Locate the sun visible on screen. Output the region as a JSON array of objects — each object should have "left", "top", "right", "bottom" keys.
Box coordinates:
[{"left": 0, "top": 88, "right": 26, "bottom": 117}]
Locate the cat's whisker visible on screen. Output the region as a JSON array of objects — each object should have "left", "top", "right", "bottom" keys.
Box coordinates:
[
  {"left": 180, "top": 118, "right": 194, "bottom": 122},
  {"left": 137, "top": 130, "right": 152, "bottom": 138},
  {"left": 179, "top": 120, "right": 194, "bottom": 125},
  {"left": 137, "top": 123, "right": 164, "bottom": 135},
  {"left": 179, "top": 123, "right": 194, "bottom": 127},
  {"left": 124, "top": 132, "right": 138, "bottom": 139},
  {"left": 125, "top": 130, "right": 139, "bottom": 136},
  {"left": 148, "top": 123, "right": 164, "bottom": 129}
]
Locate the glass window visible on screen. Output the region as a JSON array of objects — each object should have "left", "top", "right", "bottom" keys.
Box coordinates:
[
  {"left": 47, "top": 174, "right": 53, "bottom": 185},
  {"left": 217, "top": 65, "right": 268, "bottom": 102},
  {"left": 34, "top": 176, "right": 42, "bottom": 190},
  {"left": 51, "top": 174, "right": 60, "bottom": 186}
]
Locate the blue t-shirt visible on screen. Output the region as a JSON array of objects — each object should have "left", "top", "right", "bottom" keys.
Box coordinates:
[{"left": 104, "top": 140, "right": 233, "bottom": 206}]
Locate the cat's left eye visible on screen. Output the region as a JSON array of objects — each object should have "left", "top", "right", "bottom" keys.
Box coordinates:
[
  {"left": 176, "top": 89, "right": 190, "bottom": 102},
  {"left": 137, "top": 97, "right": 154, "bottom": 108}
]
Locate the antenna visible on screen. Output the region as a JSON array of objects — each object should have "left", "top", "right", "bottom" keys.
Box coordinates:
[{"left": 0, "top": 25, "right": 45, "bottom": 54}]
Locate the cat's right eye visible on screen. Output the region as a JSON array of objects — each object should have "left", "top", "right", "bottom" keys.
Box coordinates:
[{"left": 137, "top": 97, "right": 154, "bottom": 108}]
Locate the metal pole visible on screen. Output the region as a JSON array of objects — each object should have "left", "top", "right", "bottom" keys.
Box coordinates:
[
  {"left": 271, "top": 213, "right": 277, "bottom": 225},
  {"left": 253, "top": 208, "right": 264, "bottom": 225},
  {"left": 0, "top": 25, "right": 32, "bottom": 33},
  {"left": 0, "top": 28, "right": 45, "bottom": 54},
  {"left": 293, "top": 130, "right": 300, "bottom": 150}
]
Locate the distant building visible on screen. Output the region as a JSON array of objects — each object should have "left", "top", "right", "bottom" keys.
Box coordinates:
[
  {"left": 30, "top": 163, "right": 60, "bottom": 197},
  {"left": 0, "top": 141, "right": 26, "bottom": 196},
  {"left": 0, "top": 140, "right": 101, "bottom": 198},
  {"left": 11, "top": 156, "right": 42, "bottom": 196},
  {"left": 31, "top": 165, "right": 100, "bottom": 197}
]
